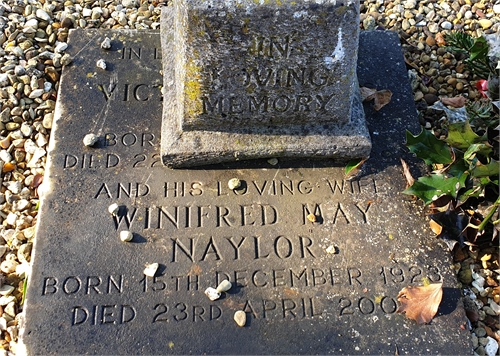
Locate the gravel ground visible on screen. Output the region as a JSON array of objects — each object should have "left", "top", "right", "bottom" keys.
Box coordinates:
[{"left": 0, "top": 0, "right": 497, "bottom": 355}]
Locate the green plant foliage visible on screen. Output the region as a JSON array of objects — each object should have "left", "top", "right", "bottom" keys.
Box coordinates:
[
  {"left": 406, "top": 33, "right": 498, "bottom": 241},
  {"left": 445, "top": 32, "right": 495, "bottom": 78},
  {"left": 406, "top": 129, "right": 453, "bottom": 165},
  {"left": 446, "top": 121, "right": 487, "bottom": 150},
  {"left": 403, "top": 174, "right": 465, "bottom": 205},
  {"left": 345, "top": 158, "right": 363, "bottom": 175},
  {"left": 471, "top": 160, "right": 500, "bottom": 178}
]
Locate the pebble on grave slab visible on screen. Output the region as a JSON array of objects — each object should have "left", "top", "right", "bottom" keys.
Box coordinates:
[
  {"left": 143, "top": 263, "right": 159, "bottom": 277},
  {"left": 83, "top": 134, "right": 98, "bottom": 147},
  {"left": 216, "top": 280, "right": 232, "bottom": 293},
  {"left": 234, "top": 310, "right": 246, "bottom": 327},
  {"left": 204, "top": 287, "right": 220, "bottom": 301}
]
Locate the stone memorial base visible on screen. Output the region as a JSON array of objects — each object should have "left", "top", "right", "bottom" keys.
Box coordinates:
[
  {"left": 160, "top": 4, "right": 371, "bottom": 168},
  {"left": 20, "top": 29, "right": 471, "bottom": 355}
]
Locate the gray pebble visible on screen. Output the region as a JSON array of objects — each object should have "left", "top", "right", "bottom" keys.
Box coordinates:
[{"left": 475, "top": 327, "right": 487, "bottom": 337}]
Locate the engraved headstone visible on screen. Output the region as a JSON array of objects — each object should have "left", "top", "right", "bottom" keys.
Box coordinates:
[
  {"left": 20, "top": 29, "right": 471, "bottom": 354},
  {"left": 161, "top": 0, "right": 372, "bottom": 168}
]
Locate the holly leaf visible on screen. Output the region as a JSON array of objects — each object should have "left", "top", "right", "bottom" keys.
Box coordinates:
[
  {"left": 403, "top": 174, "right": 465, "bottom": 205},
  {"left": 446, "top": 121, "right": 487, "bottom": 150},
  {"left": 397, "top": 283, "right": 443, "bottom": 324},
  {"left": 406, "top": 129, "right": 453, "bottom": 165},
  {"left": 471, "top": 159, "right": 500, "bottom": 178},
  {"left": 464, "top": 143, "right": 493, "bottom": 163}
]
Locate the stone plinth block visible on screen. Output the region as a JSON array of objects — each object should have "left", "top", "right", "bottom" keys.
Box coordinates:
[{"left": 161, "top": 1, "right": 371, "bottom": 168}]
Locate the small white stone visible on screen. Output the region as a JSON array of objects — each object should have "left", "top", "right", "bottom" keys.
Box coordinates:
[
  {"left": 28, "top": 89, "right": 44, "bottom": 99},
  {"left": 35, "top": 9, "right": 51, "bottom": 21},
  {"left": 489, "top": 299, "right": 500, "bottom": 315},
  {"left": 494, "top": 4, "right": 500, "bottom": 14},
  {"left": 54, "top": 42, "right": 68, "bottom": 53},
  {"left": 485, "top": 337, "right": 499, "bottom": 356},
  {"left": 101, "top": 37, "right": 111, "bottom": 49},
  {"left": 83, "top": 133, "right": 98, "bottom": 146},
  {"left": 216, "top": 280, "right": 232, "bottom": 293},
  {"left": 120, "top": 231, "right": 133, "bottom": 242},
  {"left": 228, "top": 178, "right": 241, "bottom": 190},
  {"left": 5, "top": 213, "right": 17, "bottom": 227},
  {"left": 234, "top": 310, "right": 246, "bottom": 327},
  {"left": 267, "top": 158, "right": 278, "bottom": 166},
  {"left": 441, "top": 21, "right": 453, "bottom": 30},
  {"left": 96, "top": 59, "right": 107, "bottom": 70},
  {"left": 82, "top": 8, "right": 92, "bottom": 17},
  {"left": 24, "top": 18, "right": 38, "bottom": 29},
  {"left": 143, "top": 263, "right": 159, "bottom": 277},
  {"left": 108, "top": 203, "right": 119, "bottom": 216},
  {"left": 204, "top": 287, "right": 221, "bottom": 301},
  {"left": 326, "top": 245, "right": 338, "bottom": 254}
]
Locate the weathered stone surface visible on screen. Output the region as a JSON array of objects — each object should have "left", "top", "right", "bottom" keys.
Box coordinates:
[
  {"left": 161, "top": 1, "right": 371, "bottom": 168},
  {"left": 21, "top": 29, "right": 470, "bottom": 355},
  {"left": 168, "top": 0, "right": 359, "bottom": 129}
]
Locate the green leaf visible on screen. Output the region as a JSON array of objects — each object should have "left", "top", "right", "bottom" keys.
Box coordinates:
[
  {"left": 403, "top": 174, "right": 465, "bottom": 205},
  {"left": 406, "top": 129, "right": 453, "bottom": 165},
  {"left": 471, "top": 159, "right": 500, "bottom": 178},
  {"left": 447, "top": 157, "right": 469, "bottom": 179},
  {"left": 345, "top": 158, "right": 363, "bottom": 175},
  {"left": 464, "top": 143, "right": 493, "bottom": 163},
  {"left": 446, "top": 121, "right": 487, "bottom": 150},
  {"left": 469, "top": 36, "right": 489, "bottom": 62}
]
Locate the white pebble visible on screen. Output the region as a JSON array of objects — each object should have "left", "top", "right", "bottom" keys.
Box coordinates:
[
  {"left": 82, "top": 8, "right": 92, "bottom": 17},
  {"left": 83, "top": 133, "right": 98, "bottom": 146},
  {"left": 494, "top": 4, "right": 500, "bottom": 14},
  {"left": 101, "top": 37, "right": 111, "bottom": 49},
  {"left": 96, "top": 59, "right": 107, "bottom": 70},
  {"left": 326, "top": 245, "right": 337, "bottom": 254},
  {"left": 5, "top": 213, "right": 17, "bottom": 226},
  {"left": 54, "top": 42, "right": 68, "bottom": 53},
  {"left": 216, "top": 280, "right": 232, "bottom": 293},
  {"left": 143, "top": 263, "right": 159, "bottom": 277},
  {"left": 120, "top": 231, "right": 133, "bottom": 242},
  {"left": 204, "top": 287, "right": 221, "bottom": 301},
  {"left": 35, "top": 9, "right": 51, "bottom": 21},
  {"left": 0, "top": 74, "right": 8, "bottom": 87},
  {"left": 441, "top": 21, "right": 453, "bottom": 30},
  {"left": 108, "top": 203, "right": 119, "bottom": 216},
  {"left": 489, "top": 299, "right": 500, "bottom": 315},
  {"left": 228, "top": 178, "right": 241, "bottom": 190},
  {"left": 485, "top": 337, "right": 499, "bottom": 356},
  {"left": 29, "top": 89, "right": 44, "bottom": 99},
  {"left": 24, "top": 18, "right": 38, "bottom": 29},
  {"left": 234, "top": 310, "right": 246, "bottom": 327}
]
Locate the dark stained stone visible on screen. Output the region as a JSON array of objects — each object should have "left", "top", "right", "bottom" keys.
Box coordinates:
[
  {"left": 20, "top": 29, "right": 471, "bottom": 355},
  {"left": 160, "top": 1, "right": 372, "bottom": 168}
]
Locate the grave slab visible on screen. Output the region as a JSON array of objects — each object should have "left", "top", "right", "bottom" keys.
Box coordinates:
[
  {"left": 20, "top": 29, "right": 471, "bottom": 355},
  {"left": 161, "top": 1, "right": 372, "bottom": 168}
]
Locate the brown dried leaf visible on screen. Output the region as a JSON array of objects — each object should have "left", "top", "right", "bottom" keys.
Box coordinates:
[
  {"left": 429, "top": 219, "right": 443, "bottom": 235},
  {"left": 396, "top": 283, "right": 443, "bottom": 324},
  {"left": 360, "top": 87, "right": 377, "bottom": 101},
  {"left": 373, "top": 90, "right": 392, "bottom": 111},
  {"left": 400, "top": 158, "right": 414, "bottom": 188},
  {"left": 441, "top": 96, "right": 466, "bottom": 108}
]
